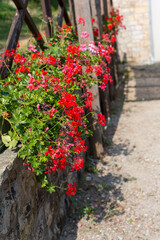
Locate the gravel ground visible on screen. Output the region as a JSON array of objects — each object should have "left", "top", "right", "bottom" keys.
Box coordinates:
[{"left": 60, "top": 64, "right": 160, "bottom": 240}]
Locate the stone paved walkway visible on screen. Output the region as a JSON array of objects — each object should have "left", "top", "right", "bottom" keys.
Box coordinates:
[{"left": 60, "top": 63, "right": 160, "bottom": 240}]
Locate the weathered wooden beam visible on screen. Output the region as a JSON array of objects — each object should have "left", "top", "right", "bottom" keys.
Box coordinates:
[
  {"left": 108, "top": 0, "right": 112, "bottom": 12},
  {"left": 100, "top": 0, "right": 117, "bottom": 101},
  {"left": 113, "top": 43, "right": 119, "bottom": 86},
  {"left": 41, "top": 0, "right": 53, "bottom": 39},
  {"left": 74, "top": 0, "right": 104, "bottom": 159},
  {"left": 68, "top": 0, "right": 77, "bottom": 30},
  {"left": 90, "top": 0, "right": 103, "bottom": 39},
  {"left": 107, "top": 0, "right": 119, "bottom": 89},
  {"left": 13, "top": 0, "right": 45, "bottom": 50},
  {"left": 100, "top": 0, "right": 108, "bottom": 18},
  {"left": 90, "top": 0, "right": 110, "bottom": 119},
  {"left": 57, "top": 0, "right": 71, "bottom": 25},
  {"left": 57, "top": 4, "right": 64, "bottom": 27},
  {"left": 0, "top": 0, "right": 29, "bottom": 78},
  {"left": 6, "top": 0, "right": 28, "bottom": 51}
]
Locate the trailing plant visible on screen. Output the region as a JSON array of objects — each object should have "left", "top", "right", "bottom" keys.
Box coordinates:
[
  {"left": 0, "top": 12, "right": 124, "bottom": 195},
  {"left": 103, "top": 8, "right": 126, "bottom": 42}
]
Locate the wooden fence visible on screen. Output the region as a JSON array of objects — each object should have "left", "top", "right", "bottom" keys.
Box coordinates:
[{"left": 0, "top": 0, "right": 119, "bottom": 159}]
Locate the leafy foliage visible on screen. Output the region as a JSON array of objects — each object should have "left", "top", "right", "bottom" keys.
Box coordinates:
[{"left": 0, "top": 11, "right": 124, "bottom": 195}]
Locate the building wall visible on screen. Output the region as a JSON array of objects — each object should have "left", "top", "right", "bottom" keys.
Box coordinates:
[
  {"left": 150, "top": 0, "right": 160, "bottom": 62},
  {"left": 112, "top": 0, "right": 151, "bottom": 65}
]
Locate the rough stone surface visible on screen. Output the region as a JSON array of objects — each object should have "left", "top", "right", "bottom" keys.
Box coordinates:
[
  {"left": 112, "top": 0, "right": 151, "bottom": 65},
  {"left": 0, "top": 148, "right": 76, "bottom": 240}
]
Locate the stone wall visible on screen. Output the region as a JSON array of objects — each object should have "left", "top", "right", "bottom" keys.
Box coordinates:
[
  {"left": 0, "top": 148, "right": 77, "bottom": 240},
  {"left": 112, "top": 0, "right": 151, "bottom": 65}
]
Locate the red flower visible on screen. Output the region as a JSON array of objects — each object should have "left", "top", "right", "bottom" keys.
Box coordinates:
[
  {"left": 4, "top": 49, "right": 16, "bottom": 57},
  {"left": 26, "top": 83, "right": 35, "bottom": 91},
  {"left": 66, "top": 182, "right": 77, "bottom": 196},
  {"left": 61, "top": 24, "right": 72, "bottom": 33},
  {"left": 72, "top": 156, "right": 84, "bottom": 171},
  {"left": 97, "top": 113, "right": 106, "bottom": 126},
  {"left": 111, "top": 35, "right": 116, "bottom": 42},
  {"left": 85, "top": 66, "right": 93, "bottom": 73},
  {"left": 45, "top": 146, "right": 54, "bottom": 157},
  {"left": 41, "top": 69, "right": 47, "bottom": 75},
  {"left": 15, "top": 66, "right": 30, "bottom": 74},
  {"left": 67, "top": 45, "right": 80, "bottom": 56},
  {"left": 78, "top": 16, "right": 85, "bottom": 26},
  {"left": 37, "top": 34, "right": 42, "bottom": 40},
  {"left": 49, "top": 108, "right": 57, "bottom": 119},
  {"left": 66, "top": 22, "right": 71, "bottom": 26},
  {"left": 91, "top": 18, "right": 95, "bottom": 25},
  {"left": 93, "top": 28, "right": 99, "bottom": 37},
  {"left": 94, "top": 65, "right": 102, "bottom": 76},
  {"left": 107, "top": 24, "right": 113, "bottom": 30},
  {"left": 17, "top": 42, "right": 20, "bottom": 48}
]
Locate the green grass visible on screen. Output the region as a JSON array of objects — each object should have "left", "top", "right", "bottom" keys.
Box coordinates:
[{"left": 0, "top": 1, "right": 16, "bottom": 49}]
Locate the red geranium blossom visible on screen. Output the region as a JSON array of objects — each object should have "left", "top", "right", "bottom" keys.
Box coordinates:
[
  {"left": 37, "top": 33, "right": 42, "bottom": 40},
  {"left": 78, "top": 16, "right": 85, "bottom": 26},
  {"left": 66, "top": 182, "right": 77, "bottom": 196},
  {"left": 93, "top": 28, "right": 99, "bottom": 37},
  {"left": 45, "top": 146, "right": 54, "bottom": 157},
  {"left": 107, "top": 24, "right": 113, "bottom": 30},
  {"left": 97, "top": 113, "right": 106, "bottom": 126},
  {"left": 111, "top": 35, "right": 116, "bottom": 42}
]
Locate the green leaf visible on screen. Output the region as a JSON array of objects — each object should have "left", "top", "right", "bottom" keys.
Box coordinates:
[
  {"left": 1, "top": 135, "right": 11, "bottom": 147},
  {"left": 47, "top": 184, "right": 56, "bottom": 194},
  {"left": 41, "top": 182, "right": 46, "bottom": 188},
  {"left": 8, "top": 139, "right": 18, "bottom": 149}
]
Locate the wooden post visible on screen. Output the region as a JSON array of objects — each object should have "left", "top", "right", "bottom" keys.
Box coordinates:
[
  {"left": 107, "top": 0, "right": 112, "bottom": 13},
  {"left": 100, "top": 0, "right": 116, "bottom": 101},
  {"left": 100, "top": 0, "right": 108, "bottom": 19},
  {"left": 91, "top": 0, "right": 110, "bottom": 119},
  {"left": 90, "top": 0, "right": 103, "bottom": 39},
  {"left": 0, "top": 0, "right": 29, "bottom": 78},
  {"left": 0, "top": 0, "right": 46, "bottom": 79},
  {"left": 41, "top": 0, "right": 53, "bottom": 39},
  {"left": 113, "top": 41, "right": 119, "bottom": 86},
  {"left": 57, "top": 0, "right": 71, "bottom": 25},
  {"left": 74, "top": 0, "right": 104, "bottom": 159},
  {"left": 57, "top": 4, "right": 64, "bottom": 27},
  {"left": 13, "top": 0, "right": 45, "bottom": 50},
  {"left": 107, "top": 0, "right": 119, "bottom": 88},
  {"left": 5, "top": 0, "right": 29, "bottom": 51},
  {"left": 68, "top": 0, "right": 77, "bottom": 30}
]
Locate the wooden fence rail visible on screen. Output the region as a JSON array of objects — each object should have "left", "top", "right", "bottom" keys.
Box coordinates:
[{"left": 0, "top": 0, "right": 70, "bottom": 78}]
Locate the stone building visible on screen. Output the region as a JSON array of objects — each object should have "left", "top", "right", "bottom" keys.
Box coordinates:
[{"left": 112, "top": 0, "right": 159, "bottom": 65}]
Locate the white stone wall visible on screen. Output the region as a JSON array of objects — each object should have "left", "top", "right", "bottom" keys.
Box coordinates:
[{"left": 112, "top": 0, "right": 151, "bottom": 65}]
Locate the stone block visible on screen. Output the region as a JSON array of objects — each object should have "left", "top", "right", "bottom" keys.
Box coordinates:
[{"left": 0, "top": 148, "right": 80, "bottom": 240}]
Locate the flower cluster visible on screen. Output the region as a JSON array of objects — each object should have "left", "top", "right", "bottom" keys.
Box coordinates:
[
  {"left": 0, "top": 11, "right": 123, "bottom": 195},
  {"left": 103, "top": 8, "right": 126, "bottom": 42}
]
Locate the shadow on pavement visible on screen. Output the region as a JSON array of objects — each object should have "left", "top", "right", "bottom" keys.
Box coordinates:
[
  {"left": 125, "top": 63, "right": 160, "bottom": 102},
  {"left": 60, "top": 63, "right": 160, "bottom": 239},
  {"left": 60, "top": 66, "right": 130, "bottom": 240}
]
